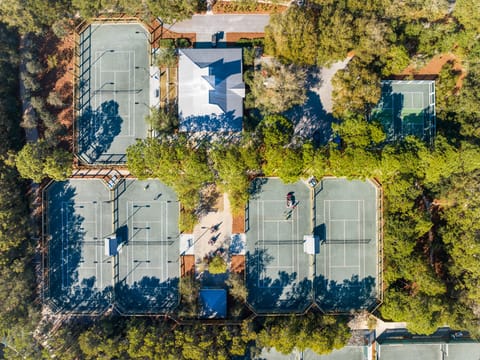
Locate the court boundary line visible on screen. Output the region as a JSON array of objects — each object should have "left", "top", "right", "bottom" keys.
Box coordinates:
[
  {"left": 124, "top": 200, "right": 170, "bottom": 288},
  {"left": 255, "top": 199, "right": 300, "bottom": 290}
]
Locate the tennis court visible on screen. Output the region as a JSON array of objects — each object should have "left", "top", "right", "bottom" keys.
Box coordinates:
[
  {"left": 246, "top": 178, "right": 312, "bottom": 313},
  {"left": 45, "top": 179, "right": 113, "bottom": 313},
  {"left": 44, "top": 179, "right": 180, "bottom": 314},
  {"left": 371, "top": 80, "right": 435, "bottom": 141},
  {"left": 314, "top": 178, "right": 379, "bottom": 312},
  {"left": 77, "top": 23, "right": 150, "bottom": 164},
  {"left": 115, "top": 180, "right": 180, "bottom": 314}
]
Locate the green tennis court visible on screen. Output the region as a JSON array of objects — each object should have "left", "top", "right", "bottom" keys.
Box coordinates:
[
  {"left": 44, "top": 179, "right": 180, "bottom": 314},
  {"left": 314, "top": 178, "right": 379, "bottom": 312},
  {"left": 246, "top": 178, "right": 312, "bottom": 313},
  {"left": 115, "top": 180, "right": 180, "bottom": 314},
  {"left": 77, "top": 23, "right": 150, "bottom": 164},
  {"left": 45, "top": 179, "right": 113, "bottom": 313},
  {"left": 371, "top": 80, "right": 435, "bottom": 141}
]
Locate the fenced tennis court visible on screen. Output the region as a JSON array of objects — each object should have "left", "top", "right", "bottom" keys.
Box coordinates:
[
  {"left": 246, "top": 178, "right": 312, "bottom": 313},
  {"left": 245, "top": 177, "right": 381, "bottom": 314},
  {"left": 76, "top": 23, "right": 150, "bottom": 164},
  {"left": 371, "top": 80, "right": 435, "bottom": 142},
  {"left": 115, "top": 180, "right": 180, "bottom": 314},
  {"left": 44, "top": 179, "right": 113, "bottom": 313},
  {"left": 314, "top": 178, "right": 380, "bottom": 312},
  {"left": 43, "top": 179, "right": 180, "bottom": 314}
]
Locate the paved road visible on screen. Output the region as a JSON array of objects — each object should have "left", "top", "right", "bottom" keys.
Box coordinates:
[{"left": 166, "top": 14, "right": 270, "bottom": 34}]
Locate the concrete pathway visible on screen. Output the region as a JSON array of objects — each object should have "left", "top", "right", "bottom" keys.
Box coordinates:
[
  {"left": 192, "top": 193, "right": 233, "bottom": 262},
  {"left": 166, "top": 14, "right": 270, "bottom": 34},
  {"left": 316, "top": 56, "right": 353, "bottom": 113}
]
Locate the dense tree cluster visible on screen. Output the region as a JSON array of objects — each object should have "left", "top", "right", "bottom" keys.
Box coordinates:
[
  {"left": 43, "top": 313, "right": 348, "bottom": 359},
  {"left": 2, "top": 0, "right": 480, "bottom": 357},
  {"left": 0, "top": 23, "right": 42, "bottom": 358},
  {"left": 0, "top": 0, "right": 203, "bottom": 34}
]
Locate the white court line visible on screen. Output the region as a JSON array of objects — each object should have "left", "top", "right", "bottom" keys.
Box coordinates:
[
  {"left": 127, "top": 200, "right": 169, "bottom": 286},
  {"left": 363, "top": 199, "right": 366, "bottom": 278},
  {"left": 325, "top": 199, "right": 366, "bottom": 279},
  {"left": 264, "top": 265, "right": 295, "bottom": 269},
  {"left": 61, "top": 203, "right": 66, "bottom": 289}
]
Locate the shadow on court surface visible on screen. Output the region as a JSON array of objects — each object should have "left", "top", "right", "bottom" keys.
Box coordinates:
[
  {"left": 248, "top": 177, "right": 268, "bottom": 200},
  {"left": 314, "top": 275, "right": 377, "bottom": 312},
  {"left": 246, "top": 249, "right": 312, "bottom": 314},
  {"left": 47, "top": 182, "right": 113, "bottom": 313},
  {"left": 115, "top": 277, "right": 179, "bottom": 314},
  {"left": 77, "top": 100, "right": 123, "bottom": 163}
]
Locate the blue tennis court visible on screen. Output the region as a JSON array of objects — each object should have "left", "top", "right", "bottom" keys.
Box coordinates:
[
  {"left": 44, "top": 178, "right": 180, "bottom": 314},
  {"left": 246, "top": 178, "right": 312, "bottom": 313},
  {"left": 77, "top": 23, "right": 150, "bottom": 164},
  {"left": 314, "top": 178, "right": 380, "bottom": 312}
]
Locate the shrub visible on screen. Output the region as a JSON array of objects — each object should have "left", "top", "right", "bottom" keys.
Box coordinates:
[
  {"left": 158, "top": 38, "right": 175, "bottom": 49},
  {"left": 209, "top": 255, "right": 227, "bottom": 274},
  {"left": 155, "top": 48, "right": 177, "bottom": 68},
  {"left": 47, "top": 91, "right": 64, "bottom": 108},
  {"left": 176, "top": 38, "right": 191, "bottom": 48}
]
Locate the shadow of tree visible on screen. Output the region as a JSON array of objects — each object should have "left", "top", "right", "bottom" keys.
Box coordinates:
[
  {"left": 285, "top": 70, "right": 337, "bottom": 145},
  {"left": 248, "top": 177, "right": 268, "bottom": 199},
  {"left": 246, "top": 248, "right": 312, "bottom": 314},
  {"left": 77, "top": 100, "right": 123, "bottom": 163},
  {"left": 46, "top": 181, "right": 113, "bottom": 313},
  {"left": 179, "top": 110, "right": 240, "bottom": 132},
  {"left": 314, "top": 274, "right": 377, "bottom": 312},
  {"left": 115, "top": 277, "right": 179, "bottom": 314}
]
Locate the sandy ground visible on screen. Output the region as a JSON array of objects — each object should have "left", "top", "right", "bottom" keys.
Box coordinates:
[{"left": 193, "top": 193, "right": 233, "bottom": 262}]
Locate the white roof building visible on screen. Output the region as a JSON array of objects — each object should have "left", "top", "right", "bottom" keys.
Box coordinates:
[{"left": 178, "top": 48, "right": 245, "bottom": 132}]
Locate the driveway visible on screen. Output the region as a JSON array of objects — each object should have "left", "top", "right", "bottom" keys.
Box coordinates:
[{"left": 165, "top": 14, "right": 270, "bottom": 34}]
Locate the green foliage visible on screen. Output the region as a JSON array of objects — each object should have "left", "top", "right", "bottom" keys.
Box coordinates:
[
  {"left": 257, "top": 313, "right": 351, "bottom": 355},
  {"left": 333, "top": 115, "right": 386, "bottom": 148},
  {"left": 146, "top": 105, "right": 179, "bottom": 133},
  {"left": 0, "top": 0, "right": 70, "bottom": 34},
  {"left": 332, "top": 57, "right": 381, "bottom": 118},
  {"left": 210, "top": 141, "right": 260, "bottom": 214},
  {"left": 454, "top": 0, "right": 480, "bottom": 32},
  {"left": 435, "top": 61, "right": 462, "bottom": 113},
  {"left": 15, "top": 140, "right": 72, "bottom": 182},
  {"left": 250, "top": 60, "right": 307, "bottom": 114},
  {"left": 264, "top": 5, "right": 318, "bottom": 65},
  {"left": 146, "top": 0, "right": 198, "bottom": 24},
  {"left": 179, "top": 277, "right": 200, "bottom": 318},
  {"left": 209, "top": 255, "right": 227, "bottom": 274},
  {"left": 156, "top": 48, "right": 178, "bottom": 67},
  {"left": 226, "top": 272, "right": 247, "bottom": 303},
  {"left": 126, "top": 137, "right": 213, "bottom": 216},
  {"left": 176, "top": 37, "right": 191, "bottom": 48},
  {"left": 0, "top": 22, "right": 40, "bottom": 357},
  {"left": 159, "top": 38, "right": 175, "bottom": 49},
  {"left": 381, "top": 45, "right": 410, "bottom": 76},
  {"left": 317, "top": 5, "right": 354, "bottom": 66}
]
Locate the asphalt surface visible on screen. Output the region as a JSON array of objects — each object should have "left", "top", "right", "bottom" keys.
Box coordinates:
[{"left": 166, "top": 14, "right": 270, "bottom": 34}]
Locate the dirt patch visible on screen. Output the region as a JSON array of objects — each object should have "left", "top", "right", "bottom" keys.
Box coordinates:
[
  {"left": 213, "top": 1, "right": 287, "bottom": 14},
  {"left": 232, "top": 213, "right": 245, "bottom": 233},
  {"left": 230, "top": 255, "right": 245, "bottom": 274},
  {"left": 399, "top": 53, "right": 466, "bottom": 89},
  {"left": 226, "top": 32, "right": 265, "bottom": 43},
  {"left": 37, "top": 31, "right": 75, "bottom": 149},
  {"left": 181, "top": 255, "right": 195, "bottom": 277}
]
